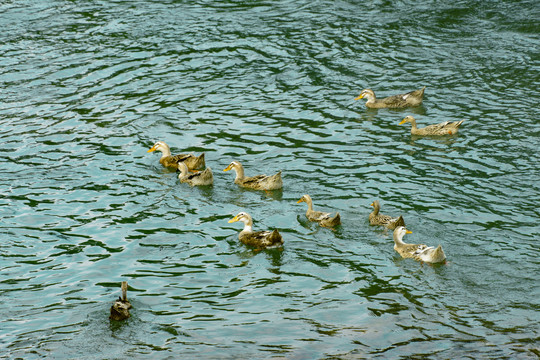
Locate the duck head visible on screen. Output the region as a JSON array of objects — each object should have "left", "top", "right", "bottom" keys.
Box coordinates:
[{"left": 354, "top": 89, "right": 375, "bottom": 101}]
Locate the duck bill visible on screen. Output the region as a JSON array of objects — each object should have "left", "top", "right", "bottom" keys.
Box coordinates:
[
  {"left": 398, "top": 119, "right": 407, "bottom": 125},
  {"left": 223, "top": 164, "right": 233, "bottom": 172},
  {"left": 228, "top": 216, "right": 239, "bottom": 223},
  {"left": 406, "top": 230, "right": 412, "bottom": 234},
  {"left": 354, "top": 94, "right": 364, "bottom": 100},
  {"left": 147, "top": 145, "right": 157, "bottom": 153},
  {"left": 370, "top": 202, "right": 374, "bottom": 207},
  {"left": 296, "top": 198, "right": 304, "bottom": 204}
]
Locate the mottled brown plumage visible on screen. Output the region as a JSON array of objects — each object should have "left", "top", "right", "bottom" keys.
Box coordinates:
[
  {"left": 355, "top": 87, "right": 425, "bottom": 108},
  {"left": 109, "top": 281, "right": 132, "bottom": 321},
  {"left": 147, "top": 141, "right": 205, "bottom": 170},
  {"left": 228, "top": 212, "right": 284, "bottom": 249},
  {"left": 297, "top": 194, "right": 341, "bottom": 228},
  {"left": 369, "top": 200, "right": 405, "bottom": 230},
  {"left": 399, "top": 116, "right": 464, "bottom": 136},
  {"left": 178, "top": 162, "right": 213, "bottom": 186},
  {"left": 224, "top": 161, "right": 282, "bottom": 190}
]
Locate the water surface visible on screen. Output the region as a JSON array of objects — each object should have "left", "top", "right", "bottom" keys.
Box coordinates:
[{"left": 1, "top": 1, "right": 539, "bottom": 359}]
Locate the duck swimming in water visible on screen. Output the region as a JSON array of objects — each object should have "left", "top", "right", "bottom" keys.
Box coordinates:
[
  {"left": 355, "top": 87, "right": 425, "bottom": 108},
  {"left": 399, "top": 115, "right": 465, "bottom": 136},
  {"left": 369, "top": 200, "right": 405, "bottom": 230},
  {"left": 393, "top": 226, "right": 446, "bottom": 264},
  {"left": 228, "top": 211, "right": 284, "bottom": 249},
  {"left": 147, "top": 141, "right": 205, "bottom": 170},
  {"left": 224, "top": 161, "right": 282, "bottom": 190},
  {"left": 297, "top": 194, "right": 341, "bottom": 228},
  {"left": 178, "top": 162, "right": 213, "bottom": 186}
]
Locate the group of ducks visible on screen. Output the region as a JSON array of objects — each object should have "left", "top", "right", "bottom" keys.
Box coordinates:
[
  {"left": 355, "top": 86, "right": 466, "bottom": 263},
  {"left": 147, "top": 86, "right": 458, "bottom": 264},
  {"left": 368, "top": 200, "right": 446, "bottom": 264},
  {"left": 356, "top": 87, "right": 465, "bottom": 136}
]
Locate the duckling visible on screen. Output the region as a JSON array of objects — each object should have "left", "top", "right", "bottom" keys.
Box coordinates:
[
  {"left": 228, "top": 212, "right": 284, "bottom": 249},
  {"left": 178, "top": 162, "right": 213, "bottom": 186},
  {"left": 369, "top": 200, "right": 405, "bottom": 230},
  {"left": 224, "top": 161, "right": 282, "bottom": 190},
  {"left": 393, "top": 226, "right": 446, "bottom": 264},
  {"left": 399, "top": 115, "right": 465, "bottom": 136},
  {"left": 147, "top": 141, "right": 205, "bottom": 170},
  {"left": 355, "top": 87, "right": 425, "bottom": 108},
  {"left": 297, "top": 194, "right": 341, "bottom": 228}
]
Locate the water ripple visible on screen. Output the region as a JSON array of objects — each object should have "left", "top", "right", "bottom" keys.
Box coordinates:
[{"left": 1, "top": 0, "right": 539, "bottom": 359}]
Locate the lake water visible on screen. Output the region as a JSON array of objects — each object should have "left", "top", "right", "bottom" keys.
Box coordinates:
[{"left": 1, "top": 0, "right": 539, "bottom": 359}]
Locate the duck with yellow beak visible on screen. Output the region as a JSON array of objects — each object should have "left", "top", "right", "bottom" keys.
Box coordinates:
[
  {"left": 355, "top": 87, "right": 425, "bottom": 108},
  {"left": 297, "top": 194, "right": 341, "bottom": 228},
  {"left": 223, "top": 161, "right": 282, "bottom": 190},
  {"left": 228, "top": 212, "right": 283, "bottom": 249},
  {"left": 393, "top": 226, "right": 446, "bottom": 264},
  {"left": 399, "top": 115, "right": 464, "bottom": 136},
  {"left": 147, "top": 141, "right": 205, "bottom": 170}
]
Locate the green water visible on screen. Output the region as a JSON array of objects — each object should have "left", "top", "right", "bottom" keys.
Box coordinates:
[{"left": 1, "top": 1, "right": 538, "bottom": 359}]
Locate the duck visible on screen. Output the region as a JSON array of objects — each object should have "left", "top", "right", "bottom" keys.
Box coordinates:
[
  {"left": 399, "top": 115, "right": 465, "bottom": 136},
  {"left": 147, "top": 141, "right": 205, "bottom": 170},
  {"left": 297, "top": 194, "right": 341, "bottom": 228},
  {"left": 354, "top": 87, "right": 425, "bottom": 108},
  {"left": 393, "top": 226, "right": 446, "bottom": 264},
  {"left": 178, "top": 162, "right": 213, "bottom": 186},
  {"left": 109, "top": 281, "right": 132, "bottom": 321},
  {"left": 223, "top": 161, "right": 283, "bottom": 190},
  {"left": 369, "top": 200, "right": 405, "bottom": 230},
  {"left": 228, "top": 211, "right": 284, "bottom": 249}
]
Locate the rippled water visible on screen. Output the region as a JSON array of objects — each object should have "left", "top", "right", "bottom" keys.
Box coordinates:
[{"left": 1, "top": 0, "right": 539, "bottom": 359}]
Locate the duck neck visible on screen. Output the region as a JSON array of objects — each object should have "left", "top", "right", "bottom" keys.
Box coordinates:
[
  {"left": 233, "top": 165, "right": 245, "bottom": 182},
  {"left": 371, "top": 203, "right": 379, "bottom": 215},
  {"left": 304, "top": 197, "right": 314, "bottom": 212},
  {"left": 393, "top": 232, "right": 406, "bottom": 246},
  {"left": 241, "top": 219, "right": 253, "bottom": 234},
  {"left": 159, "top": 145, "right": 171, "bottom": 158},
  {"left": 409, "top": 118, "right": 418, "bottom": 130}
]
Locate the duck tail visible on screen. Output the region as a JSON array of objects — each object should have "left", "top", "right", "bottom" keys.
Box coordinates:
[
  {"left": 387, "top": 215, "right": 405, "bottom": 230},
  {"left": 198, "top": 152, "right": 206, "bottom": 167},
  {"left": 270, "top": 229, "right": 284, "bottom": 245},
  {"left": 322, "top": 212, "right": 341, "bottom": 227},
  {"left": 434, "top": 245, "right": 446, "bottom": 263}
]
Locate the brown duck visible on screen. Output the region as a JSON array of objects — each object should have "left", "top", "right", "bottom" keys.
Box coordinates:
[
  {"left": 109, "top": 281, "right": 132, "bottom": 321},
  {"left": 355, "top": 87, "right": 425, "bottom": 108},
  {"left": 369, "top": 200, "right": 405, "bottom": 230},
  {"left": 147, "top": 141, "right": 205, "bottom": 170},
  {"left": 228, "top": 212, "right": 284, "bottom": 249},
  {"left": 178, "top": 162, "right": 213, "bottom": 186},
  {"left": 399, "top": 115, "right": 465, "bottom": 136},
  {"left": 297, "top": 194, "right": 341, "bottom": 228},
  {"left": 224, "top": 161, "right": 282, "bottom": 191}
]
